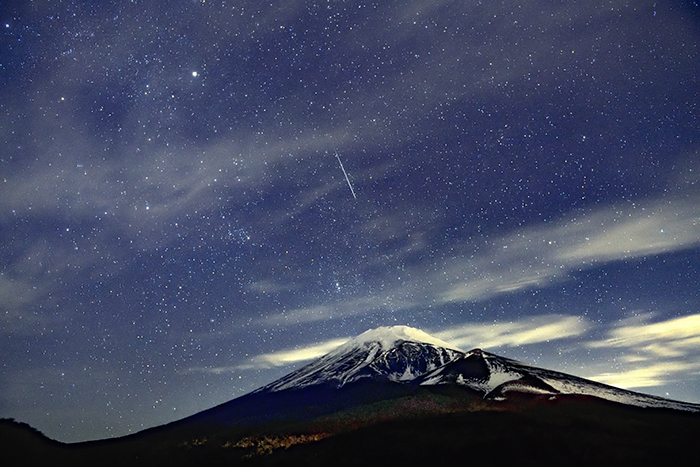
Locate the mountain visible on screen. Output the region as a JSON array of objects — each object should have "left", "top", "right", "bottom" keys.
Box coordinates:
[
  {"left": 260, "top": 325, "right": 700, "bottom": 412},
  {"left": 163, "top": 325, "right": 697, "bottom": 435},
  {"left": 7, "top": 326, "right": 700, "bottom": 466},
  {"left": 256, "top": 326, "right": 463, "bottom": 392}
]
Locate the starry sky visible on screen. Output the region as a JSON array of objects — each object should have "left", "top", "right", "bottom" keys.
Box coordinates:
[{"left": 2, "top": 0, "right": 700, "bottom": 443}]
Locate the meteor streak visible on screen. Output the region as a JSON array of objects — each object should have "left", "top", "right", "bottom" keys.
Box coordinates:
[{"left": 336, "top": 152, "right": 357, "bottom": 199}]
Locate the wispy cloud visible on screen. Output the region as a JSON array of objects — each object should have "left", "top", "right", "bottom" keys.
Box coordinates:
[
  {"left": 433, "top": 315, "right": 589, "bottom": 350},
  {"left": 187, "top": 338, "right": 350, "bottom": 373},
  {"left": 437, "top": 196, "right": 700, "bottom": 303},
  {"left": 552, "top": 201, "right": 700, "bottom": 264},
  {"left": 584, "top": 313, "right": 700, "bottom": 390},
  {"left": 234, "top": 338, "right": 349, "bottom": 370},
  {"left": 587, "top": 313, "right": 700, "bottom": 357},
  {"left": 587, "top": 361, "right": 700, "bottom": 390}
]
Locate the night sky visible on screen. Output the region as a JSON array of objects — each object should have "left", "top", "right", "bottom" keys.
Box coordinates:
[{"left": 2, "top": 0, "right": 700, "bottom": 443}]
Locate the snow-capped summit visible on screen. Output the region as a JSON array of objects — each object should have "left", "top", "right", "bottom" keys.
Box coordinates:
[
  {"left": 328, "top": 325, "right": 461, "bottom": 356},
  {"left": 256, "top": 326, "right": 463, "bottom": 392}
]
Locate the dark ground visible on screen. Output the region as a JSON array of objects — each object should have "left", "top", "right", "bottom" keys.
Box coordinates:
[{"left": 4, "top": 392, "right": 700, "bottom": 467}]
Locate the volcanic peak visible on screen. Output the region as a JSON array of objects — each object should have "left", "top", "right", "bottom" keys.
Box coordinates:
[
  {"left": 254, "top": 326, "right": 700, "bottom": 413},
  {"left": 256, "top": 326, "right": 462, "bottom": 392},
  {"left": 328, "top": 325, "right": 462, "bottom": 355}
]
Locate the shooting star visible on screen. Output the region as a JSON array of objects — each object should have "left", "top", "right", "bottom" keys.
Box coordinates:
[{"left": 335, "top": 152, "right": 357, "bottom": 199}]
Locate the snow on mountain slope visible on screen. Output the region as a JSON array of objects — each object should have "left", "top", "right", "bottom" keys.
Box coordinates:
[
  {"left": 256, "top": 326, "right": 464, "bottom": 392},
  {"left": 253, "top": 326, "right": 700, "bottom": 413},
  {"left": 499, "top": 358, "right": 700, "bottom": 411},
  {"left": 331, "top": 326, "right": 460, "bottom": 355},
  {"left": 419, "top": 348, "right": 700, "bottom": 412},
  {"left": 419, "top": 349, "right": 524, "bottom": 393}
]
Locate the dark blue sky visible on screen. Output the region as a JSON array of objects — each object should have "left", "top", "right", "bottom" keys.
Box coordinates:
[{"left": 2, "top": 0, "right": 700, "bottom": 442}]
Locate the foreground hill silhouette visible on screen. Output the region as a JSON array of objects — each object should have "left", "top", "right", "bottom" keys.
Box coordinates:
[{"left": 5, "top": 326, "right": 700, "bottom": 466}]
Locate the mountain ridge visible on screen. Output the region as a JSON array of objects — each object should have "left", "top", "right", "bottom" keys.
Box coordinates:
[
  {"left": 256, "top": 326, "right": 463, "bottom": 392},
  {"left": 256, "top": 325, "right": 700, "bottom": 413}
]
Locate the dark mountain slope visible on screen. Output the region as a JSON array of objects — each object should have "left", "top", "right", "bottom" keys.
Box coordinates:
[{"left": 243, "top": 395, "right": 700, "bottom": 467}]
